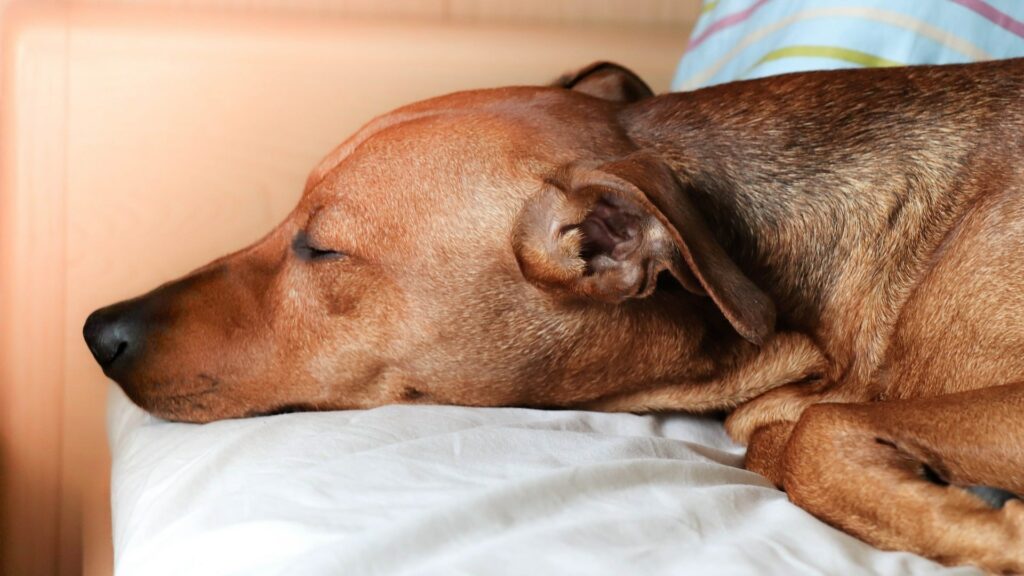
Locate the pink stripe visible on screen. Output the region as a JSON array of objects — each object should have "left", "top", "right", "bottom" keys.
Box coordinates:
[
  {"left": 688, "top": 0, "right": 773, "bottom": 50},
  {"left": 950, "top": 0, "right": 1024, "bottom": 39}
]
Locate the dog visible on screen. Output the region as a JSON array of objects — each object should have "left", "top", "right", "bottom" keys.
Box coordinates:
[{"left": 84, "top": 59, "right": 1024, "bottom": 572}]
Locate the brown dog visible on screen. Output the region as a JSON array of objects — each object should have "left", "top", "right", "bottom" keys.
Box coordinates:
[{"left": 84, "top": 59, "right": 1024, "bottom": 572}]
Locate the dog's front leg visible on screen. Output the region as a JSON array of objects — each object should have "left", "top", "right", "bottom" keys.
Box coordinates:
[
  {"left": 726, "top": 378, "right": 855, "bottom": 486},
  {"left": 780, "top": 384, "right": 1024, "bottom": 573},
  {"left": 743, "top": 421, "right": 797, "bottom": 487}
]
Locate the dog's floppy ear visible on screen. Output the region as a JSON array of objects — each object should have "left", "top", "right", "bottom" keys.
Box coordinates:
[
  {"left": 512, "top": 153, "right": 775, "bottom": 344},
  {"left": 553, "top": 62, "right": 654, "bottom": 102}
]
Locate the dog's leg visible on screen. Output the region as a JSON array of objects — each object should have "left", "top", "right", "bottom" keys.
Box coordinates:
[
  {"left": 744, "top": 421, "right": 796, "bottom": 487},
  {"left": 781, "top": 383, "right": 1024, "bottom": 573},
  {"left": 728, "top": 380, "right": 863, "bottom": 486}
]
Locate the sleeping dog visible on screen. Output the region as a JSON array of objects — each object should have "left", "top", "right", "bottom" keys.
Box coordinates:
[{"left": 84, "top": 59, "right": 1024, "bottom": 572}]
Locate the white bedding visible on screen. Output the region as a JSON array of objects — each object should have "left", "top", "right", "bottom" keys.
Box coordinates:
[{"left": 108, "top": 383, "right": 977, "bottom": 576}]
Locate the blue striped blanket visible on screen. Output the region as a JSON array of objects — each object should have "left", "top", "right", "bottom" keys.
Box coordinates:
[{"left": 673, "top": 0, "right": 1024, "bottom": 90}]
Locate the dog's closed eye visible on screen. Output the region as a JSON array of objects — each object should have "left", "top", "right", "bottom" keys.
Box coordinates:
[{"left": 292, "top": 231, "right": 346, "bottom": 262}]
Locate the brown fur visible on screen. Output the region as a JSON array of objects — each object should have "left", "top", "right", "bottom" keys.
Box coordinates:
[{"left": 85, "top": 59, "right": 1024, "bottom": 572}]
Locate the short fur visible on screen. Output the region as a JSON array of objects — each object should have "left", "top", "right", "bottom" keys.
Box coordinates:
[{"left": 85, "top": 59, "right": 1024, "bottom": 572}]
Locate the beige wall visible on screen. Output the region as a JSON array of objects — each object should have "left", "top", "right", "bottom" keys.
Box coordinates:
[
  {"left": 70, "top": 0, "right": 698, "bottom": 26},
  {"left": 0, "top": 2, "right": 697, "bottom": 575}
]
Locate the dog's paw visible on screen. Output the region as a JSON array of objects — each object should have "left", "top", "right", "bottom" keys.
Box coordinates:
[{"left": 977, "top": 500, "right": 1024, "bottom": 575}]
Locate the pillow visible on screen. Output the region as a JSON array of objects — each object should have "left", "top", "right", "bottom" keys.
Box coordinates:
[{"left": 674, "top": 0, "right": 1024, "bottom": 90}]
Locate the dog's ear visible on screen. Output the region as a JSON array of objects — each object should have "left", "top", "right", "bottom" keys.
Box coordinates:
[
  {"left": 553, "top": 62, "right": 654, "bottom": 102},
  {"left": 512, "top": 153, "right": 775, "bottom": 344}
]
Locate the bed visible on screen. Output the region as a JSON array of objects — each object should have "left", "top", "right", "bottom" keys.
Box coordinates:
[{"left": 108, "top": 384, "right": 970, "bottom": 575}]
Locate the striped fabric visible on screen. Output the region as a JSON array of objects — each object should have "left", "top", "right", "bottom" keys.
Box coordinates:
[{"left": 673, "top": 0, "right": 1024, "bottom": 90}]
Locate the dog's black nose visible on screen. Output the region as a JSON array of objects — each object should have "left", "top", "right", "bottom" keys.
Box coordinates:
[{"left": 83, "top": 303, "right": 144, "bottom": 373}]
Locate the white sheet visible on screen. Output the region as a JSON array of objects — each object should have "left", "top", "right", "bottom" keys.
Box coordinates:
[{"left": 108, "top": 383, "right": 977, "bottom": 576}]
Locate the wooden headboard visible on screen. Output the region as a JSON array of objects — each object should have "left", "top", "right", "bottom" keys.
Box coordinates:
[{"left": 0, "top": 2, "right": 695, "bottom": 573}]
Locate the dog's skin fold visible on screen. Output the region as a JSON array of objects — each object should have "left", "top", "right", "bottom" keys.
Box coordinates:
[{"left": 84, "top": 59, "right": 1024, "bottom": 572}]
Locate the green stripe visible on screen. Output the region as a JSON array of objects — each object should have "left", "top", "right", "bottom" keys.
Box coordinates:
[
  {"left": 701, "top": 0, "right": 720, "bottom": 14},
  {"left": 752, "top": 45, "right": 903, "bottom": 70}
]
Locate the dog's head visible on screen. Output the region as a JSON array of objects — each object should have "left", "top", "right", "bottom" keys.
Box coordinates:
[{"left": 84, "top": 63, "right": 774, "bottom": 422}]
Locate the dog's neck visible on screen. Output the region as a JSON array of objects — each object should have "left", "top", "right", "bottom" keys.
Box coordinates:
[
  {"left": 621, "top": 78, "right": 986, "bottom": 387},
  {"left": 609, "top": 97, "right": 863, "bottom": 407},
  {"left": 622, "top": 95, "right": 855, "bottom": 332}
]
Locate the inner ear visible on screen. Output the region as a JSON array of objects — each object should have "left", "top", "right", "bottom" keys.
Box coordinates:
[
  {"left": 578, "top": 195, "right": 706, "bottom": 295},
  {"left": 576, "top": 192, "right": 705, "bottom": 301},
  {"left": 577, "top": 196, "right": 642, "bottom": 264},
  {"left": 513, "top": 178, "right": 686, "bottom": 305}
]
